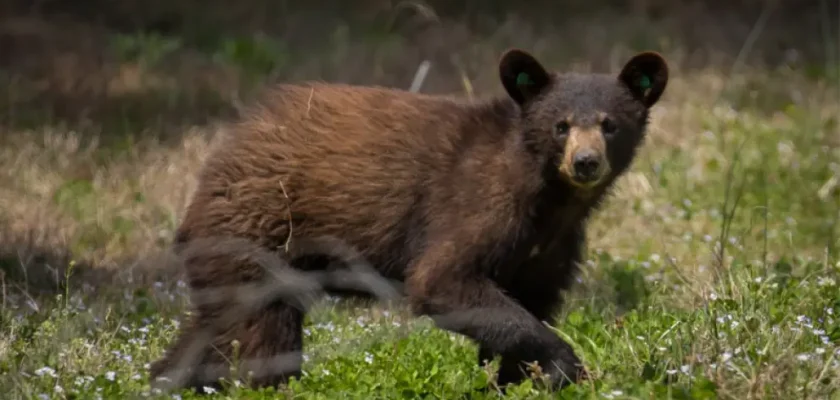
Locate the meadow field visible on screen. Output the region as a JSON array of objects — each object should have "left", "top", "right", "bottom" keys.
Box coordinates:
[{"left": 1, "top": 2, "right": 839, "bottom": 399}]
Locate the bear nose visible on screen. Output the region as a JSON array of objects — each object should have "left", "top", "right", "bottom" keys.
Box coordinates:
[{"left": 573, "top": 151, "right": 600, "bottom": 182}]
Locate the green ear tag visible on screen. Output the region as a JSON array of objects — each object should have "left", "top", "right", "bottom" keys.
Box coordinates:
[
  {"left": 639, "top": 74, "right": 652, "bottom": 90},
  {"left": 516, "top": 72, "right": 534, "bottom": 87}
]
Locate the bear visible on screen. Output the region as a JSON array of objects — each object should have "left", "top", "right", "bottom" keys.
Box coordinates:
[{"left": 149, "top": 48, "right": 669, "bottom": 394}]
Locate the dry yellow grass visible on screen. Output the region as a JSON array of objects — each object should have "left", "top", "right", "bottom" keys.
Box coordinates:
[{"left": 2, "top": 61, "right": 836, "bottom": 293}]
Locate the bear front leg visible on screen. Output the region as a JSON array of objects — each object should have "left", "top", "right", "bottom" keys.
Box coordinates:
[
  {"left": 405, "top": 239, "right": 586, "bottom": 391},
  {"left": 477, "top": 346, "right": 531, "bottom": 389},
  {"left": 478, "top": 233, "right": 587, "bottom": 388},
  {"left": 476, "top": 282, "right": 570, "bottom": 388}
]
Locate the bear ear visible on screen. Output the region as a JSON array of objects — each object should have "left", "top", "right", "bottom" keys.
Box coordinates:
[
  {"left": 498, "top": 49, "right": 553, "bottom": 106},
  {"left": 618, "top": 51, "right": 669, "bottom": 108}
]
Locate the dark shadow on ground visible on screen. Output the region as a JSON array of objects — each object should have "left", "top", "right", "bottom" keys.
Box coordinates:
[{"left": 0, "top": 237, "right": 187, "bottom": 310}]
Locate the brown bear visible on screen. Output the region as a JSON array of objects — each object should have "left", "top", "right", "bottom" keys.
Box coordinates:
[{"left": 149, "top": 48, "right": 668, "bottom": 394}]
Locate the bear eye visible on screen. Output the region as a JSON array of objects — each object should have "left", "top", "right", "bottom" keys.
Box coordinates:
[
  {"left": 555, "top": 121, "right": 571, "bottom": 137},
  {"left": 601, "top": 117, "right": 617, "bottom": 137}
]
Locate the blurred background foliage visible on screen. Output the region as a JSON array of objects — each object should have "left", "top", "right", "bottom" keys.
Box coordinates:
[{"left": 0, "top": 0, "right": 836, "bottom": 135}]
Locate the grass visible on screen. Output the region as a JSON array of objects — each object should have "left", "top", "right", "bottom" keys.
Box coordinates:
[{"left": 1, "top": 4, "right": 840, "bottom": 399}]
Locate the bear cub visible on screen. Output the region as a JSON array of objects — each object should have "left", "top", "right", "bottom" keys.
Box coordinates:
[{"left": 150, "top": 48, "right": 669, "bottom": 393}]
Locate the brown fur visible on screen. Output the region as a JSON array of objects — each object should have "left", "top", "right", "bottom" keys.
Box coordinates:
[{"left": 149, "top": 49, "right": 669, "bottom": 393}]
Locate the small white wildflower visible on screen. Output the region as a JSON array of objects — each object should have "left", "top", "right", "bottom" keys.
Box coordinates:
[
  {"left": 323, "top": 369, "right": 331, "bottom": 376},
  {"left": 796, "top": 354, "right": 810, "bottom": 362},
  {"left": 35, "top": 367, "right": 57, "bottom": 378},
  {"left": 709, "top": 292, "right": 718, "bottom": 301},
  {"left": 650, "top": 254, "right": 661, "bottom": 263},
  {"left": 816, "top": 348, "right": 826, "bottom": 355},
  {"left": 105, "top": 371, "right": 116, "bottom": 381},
  {"left": 680, "top": 365, "right": 690, "bottom": 374},
  {"left": 364, "top": 352, "right": 374, "bottom": 364},
  {"left": 644, "top": 272, "right": 662, "bottom": 282},
  {"left": 202, "top": 386, "right": 217, "bottom": 394},
  {"left": 754, "top": 277, "right": 763, "bottom": 283},
  {"left": 796, "top": 315, "right": 812, "bottom": 328},
  {"left": 817, "top": 277, "right": 836, "bottom": 287},
  {"left": 666, "top": 369, "right": 678, "bottom": 375},
  {"left": 721, "top": 352, "right": 732, "bottom": 363},
  {"left": 54, "top": 385, "right": 64, "bottom": 393}
]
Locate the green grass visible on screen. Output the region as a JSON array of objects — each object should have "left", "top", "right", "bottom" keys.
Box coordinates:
[
  {"left": 2, "top": 254, "right": 838, "bottom": 399},
  {"left": 2, "top": 8, "right": 840, "bottom": 399},
  {"left": 2, "top": 93, "right": 839, "bottom": 399}
]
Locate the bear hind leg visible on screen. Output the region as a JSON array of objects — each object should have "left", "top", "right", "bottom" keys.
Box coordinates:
[
  {"left": 223, "top": 300, "right": 304, "bottom": 389},
  {"left": 150, "top": 300, "right": 304, "bottom": 394}
]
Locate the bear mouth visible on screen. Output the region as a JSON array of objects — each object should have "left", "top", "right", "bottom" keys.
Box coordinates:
[{"left": 555, "top": 161, "right": 611, "bottom": 190}]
